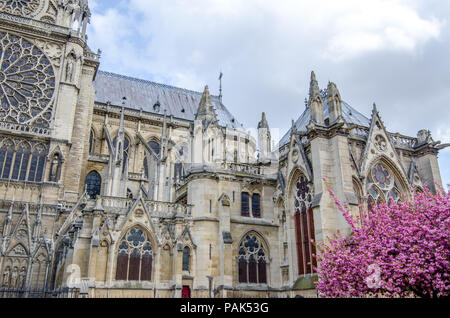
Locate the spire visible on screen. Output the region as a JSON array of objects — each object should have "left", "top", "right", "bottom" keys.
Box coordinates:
[
  {"left": 326, "top": 81, "right": 343, "bottom": 123},
  {"left": 258, "top": 112, "right": 269, "bottom": 129},
  {"left": 327, "top": 82, "right": 341, "bottom": 100},
  {"left": 219, "top": 72, "right": 223, "bottom": 102},
  {"left": 308, "top": 71, "right": 324, "bottom": 125},
  {"left": 196, "top": 85, "right": 217, "bottom": 122},
  {"left": 309, "top": 71, "right": 321, "bottom": 102}
]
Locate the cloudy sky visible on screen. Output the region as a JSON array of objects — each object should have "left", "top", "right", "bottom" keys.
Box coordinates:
[{"left": 86, "top": 0, "right": 450, "bottom": 187}]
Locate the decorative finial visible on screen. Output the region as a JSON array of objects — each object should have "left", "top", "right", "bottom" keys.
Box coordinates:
[
  {"left": 309, "top": 71, "right": 321, "bottom": 101},
  {"left": 219, "top": 72, "right": 223, "bottom": 102}
]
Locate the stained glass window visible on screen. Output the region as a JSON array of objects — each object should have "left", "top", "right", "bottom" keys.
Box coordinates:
[
  {"left": 238, "top": 234, "right": 267, "bottom": 284},
  {"left": 0, "top": 140, "right": 47, "bottom": 182},
  {"left": 116, "top": 228, "right": 153, "bottom": 281},
  {"left": 0, "top": 32, "right": 55, "bottom": 128},
  {"left": 85, "top": 171, "right": 101, "bottom": 199},
  {"left": 293, "top": 175, "right": 316, "bottom": 275},
  {"left": 182, "top": 247, "right": 190, "bottom": 271},
  {"left": 367, "top": 163, "right": 404, "bottom": 209},
  {"left": 241, "top": 192, "right": 249, "bottom": 216},
  {"left": 251, "top": 194, "right": 261, "bottom": 218},
  {"left": 11, "top": 142, "right": 31, "bottom": 181}
]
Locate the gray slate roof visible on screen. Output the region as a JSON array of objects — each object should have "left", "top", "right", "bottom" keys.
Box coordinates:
[
  {"left": 93, "top": 71, "right": 243, "bottom": 130},
  {"left": 279, "top": 90, "right": 371, "bottom": 147}
]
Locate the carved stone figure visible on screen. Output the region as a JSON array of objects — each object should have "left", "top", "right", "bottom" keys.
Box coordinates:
[
  {"left": 65, "top": 55, "right": 75, "bottom": 82},
  {"left": 10, "top": 267, "right": 18, "bottom": 289},
  {"left": 18, "top": 267, "right": 26, "bottom": 289},
  {"left": 2, "top": 267, "right": 10, "bottom": 287},
  {"left": 50, "top": 154, "right": 61, "bottom": 182}
]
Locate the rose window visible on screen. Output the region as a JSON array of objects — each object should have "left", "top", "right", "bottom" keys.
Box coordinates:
[
  {"left": 0, "top": 32, "right": 56, "bottom": 128},
  {"left": 0, "top": 0, "right": 41, "bottom": 17},
  {"left": 371, "top": 164, "right": 391, "bottom": 189}
]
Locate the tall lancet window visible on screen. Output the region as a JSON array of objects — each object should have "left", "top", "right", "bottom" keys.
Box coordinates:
[
  {"left": 116, "top": 228, "right": 153, "bottom": 282},
  {"left": 293, "top": 175, "right": 316, "bottom": 276},
  {"left": 238, "top": 234, "right": 268, "bottom": 284},
  {"left": 27, "top": 144, "right": 47, "bottom": 182},
  {"left": 367, "top": 163, "right": 404, "bottom": 210},
  {"left": 113, "top": 136, "right": 130, "bottom": 173}
]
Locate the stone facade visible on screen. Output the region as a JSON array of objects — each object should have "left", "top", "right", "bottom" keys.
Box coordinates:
[{"left": 0, "top": 0, "right": 447, "bottom": 298}]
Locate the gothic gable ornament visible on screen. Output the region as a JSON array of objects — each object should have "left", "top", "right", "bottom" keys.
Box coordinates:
[
  {"left": 11, "top": 244, "right": 27, "bottom": 256},
  {"left": 359, "top": 105, "right": 409, "bottom": 183}
]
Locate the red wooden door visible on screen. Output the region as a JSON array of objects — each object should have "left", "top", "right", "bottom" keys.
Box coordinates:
[{"left": 182, "top": 286, "right": 190, "bottom": 298}]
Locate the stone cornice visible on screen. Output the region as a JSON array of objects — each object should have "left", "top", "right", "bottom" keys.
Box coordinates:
[{"left": 93, "top": 103, "right": 192, "bottom": 129}]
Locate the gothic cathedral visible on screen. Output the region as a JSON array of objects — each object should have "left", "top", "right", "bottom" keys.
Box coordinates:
[{"left": 0, "top": 0, "right": 446, "bottom": 298}]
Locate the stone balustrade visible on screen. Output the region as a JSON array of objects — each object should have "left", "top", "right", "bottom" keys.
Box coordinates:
[
  {"left": 220, "top": 162, "right": 263, "bottom": 176},
  {"left": 0, "top": 121, "right": 51, "bottom": 137},
  {"left": 101, "top": 196, "right": 192, "bottom": 217}
]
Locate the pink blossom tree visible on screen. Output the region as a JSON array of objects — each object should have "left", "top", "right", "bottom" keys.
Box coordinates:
[{"left": 315, "top": 186, "right": 450, "bottom": 298}]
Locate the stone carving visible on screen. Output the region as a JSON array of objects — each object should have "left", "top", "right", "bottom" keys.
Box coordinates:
[
  {"left": 2, "top": 267, "right": 10, "bottom": 287},
  {"left": 49, "top": 153, "right": 62, "bottom": 182},
  {"left": 65, "top": 53, "right": 76, "bottom": 82},
  {"left": 34, "top": 40, "right": 63, "bottom": 67},
  {"left": 10, "top": 267, "right": 18, "bottom": 288},
  {"left": 12, "top": 245, "right": 27, "bottom": 256},
  {"left": 374, "top": 135, "right": 387, "bottom": 152},
  {"left": 17, "top": 267, "right": 26, "bottom": 289}
]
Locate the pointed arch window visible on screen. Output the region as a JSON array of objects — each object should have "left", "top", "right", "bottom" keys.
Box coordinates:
[
  {"left": 85, "top": 171, "right": 101, "bottom": 199},
  {"left": 0, "top": 140, "right": 48, "bottom": 182},
  {"left": 238, "top": 234, "right": 268, "bottom": 284},
  {"left": 293, "top": 175, "right": 316, "bottom": 275},
  {"left": 144, "top": 140, "right": 160, "bottom": 179},
  {"left": 116, "top": 228, "right": 153, "bottom": 281}
]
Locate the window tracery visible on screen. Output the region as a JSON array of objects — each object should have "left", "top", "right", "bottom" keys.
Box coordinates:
[
  {"left": 116, "top": 228, "right": 153, "bottom": 282},
  {"left": 0, "top": 32, "right": 56, "bottom": 128},
  {"left": 293, "top": 174, "right": 316, "bottom": 275},
  {"left": 0, "top": 139, "right": 47, "bottom": 182},
  {"left": 367, "top": 163, "right": 403, "bottom": 207},
  {"left": 0, "top": 0, "right": 41, "bottom": 17},
  {"left": 238, "top": 234, "right": 267, "bottom": 284}
]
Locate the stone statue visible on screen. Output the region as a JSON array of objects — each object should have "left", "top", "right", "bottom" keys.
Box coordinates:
[
  {"left": 65, "top": 55, "right": 75, "bottom": 82},
  {"left": 50, "top": 154, "right": 60, "bottom": 182},
  {"left": 10, "top": 267, "right": 18, "bottom": 289},
  {"left": 18, "top": 267, "right": 26, "bottom": 289},
  {"left": 2, "top": 267, "right": 10, "bottom": 287}
]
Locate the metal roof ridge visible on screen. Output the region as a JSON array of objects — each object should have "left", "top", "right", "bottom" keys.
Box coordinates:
[{"left": 97, "top": 70, "right": 222, "bottom": 99}]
